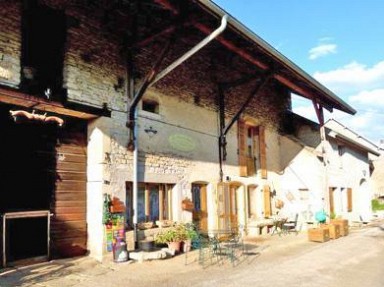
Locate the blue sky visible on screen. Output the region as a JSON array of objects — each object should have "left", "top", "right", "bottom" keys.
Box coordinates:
[{"left": 213, "top": 0, "right": 384, "bottom": 145}]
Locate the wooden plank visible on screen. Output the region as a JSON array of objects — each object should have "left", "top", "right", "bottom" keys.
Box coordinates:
[
  {"left": 57, "top": 153, "right": 86, "bottom": 163},
  {"left": 56, "top": 172, "right": 86, "bottom": 181},
  {"left": 51, "top": 220, "right": 87, "bottom": 230},
  {"left": 53, "top": 200, "right": 86, "bottom": 208},
  {"left": 51, "top": 229, "right": 87, "bottom": 239},
  {"left": 55, "top": 192, "right": 86, "bottom": 201},
  {"left": 54, "top": 206, "right": 86, "bottom": 214},
  {"left": 57, "top": 162, "right": 87, "bottom": 172},
  {"left": 56, "top": 145, "right": 86, "bottom": 155},
  {"left": 56, "top": 181, "right": 86, "bottom": 191},
  {"left": 54, "top": 213, "right": 86, "bottom": 221}
]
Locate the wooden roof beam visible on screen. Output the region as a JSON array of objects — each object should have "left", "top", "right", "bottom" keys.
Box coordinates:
[{"left": 154, "top": 0, "right": 332, "bottom": 109}]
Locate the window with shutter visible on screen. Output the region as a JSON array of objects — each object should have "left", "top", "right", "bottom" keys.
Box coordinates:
[{"left": 238, "top": 120, "right": 267, "bottom": 178}]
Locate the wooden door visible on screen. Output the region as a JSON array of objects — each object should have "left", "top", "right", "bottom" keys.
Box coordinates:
[
  {"left": 192, "top": 184, "right": 208, "bottom": 231},
  {"left": 51, "top": 120, "right": 87, "bottom": 258},
  {"left": 217, "top": 183, "right": 240, "bottom": 230}
]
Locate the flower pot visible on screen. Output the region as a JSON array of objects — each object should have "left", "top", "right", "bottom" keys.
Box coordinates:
[
  {"left": 182, "top": 239, "right": 192, "bottom": 253},
  {"left": 167, "top": 241, "right": 181, "bottom": 253}
]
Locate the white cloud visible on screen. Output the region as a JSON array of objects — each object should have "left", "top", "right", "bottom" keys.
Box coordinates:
[
  {"left": 350, "top": 89, "right": 384, "bottom": 107},
  {"left": 291, "top": 60, "right": 384, "bottom": 144},
  {"left": 313, "top": 61, "right": 384, "bottom": 94},
  {"left": 308, "top": 44, "right": 337, "bottom": 60}
]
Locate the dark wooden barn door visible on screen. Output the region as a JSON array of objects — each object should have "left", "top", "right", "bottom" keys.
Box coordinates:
[{"left": 51, "top": 121, "right": 87, "bottom": 258}]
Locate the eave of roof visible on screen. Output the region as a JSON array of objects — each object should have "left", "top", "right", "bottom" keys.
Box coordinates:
[
  {"left": 196, "top": 0, "right": 356, "bottom": 115},
  {"left": 328, "top": 131, "right": 381, "bottom": 156}
]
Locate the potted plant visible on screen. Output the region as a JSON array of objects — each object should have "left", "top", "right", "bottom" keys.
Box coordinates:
[
  {"left": 181, "top": 222, "right": 198, "bottom": 252},
  {"left": 154, "top": 226, "right": 184, "bottom": 253}
]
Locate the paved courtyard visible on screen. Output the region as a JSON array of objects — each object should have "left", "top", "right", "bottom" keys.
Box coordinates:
[{"left": 1, "top": 221, "right": 384, "bottom": 287}]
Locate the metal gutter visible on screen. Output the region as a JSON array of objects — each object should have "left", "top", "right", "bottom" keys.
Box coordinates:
[
  {"left": 150, "top": 15, "right": 228, "bottom": 86},
  {"left": 197, "top": 0, "right": 356, "bottom": 115}
]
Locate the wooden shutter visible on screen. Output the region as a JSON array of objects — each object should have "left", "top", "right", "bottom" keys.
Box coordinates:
[
  {"left": 263, "top": 185, "right": 272, "bottom": 218},
  {"left": 217, "top": 183, "right": 226, "bottom": 229},
  {"left": 238, "top": 120, "right": 247, "bottom": 176},
  {"left": 329, "top": 188, "right": 335, "bottom": 214},
  {"left": 259, "top": 126, "right": 267, "bottom": 179},
  {"left": 347, "top": 188, "right": 353, "bottom": 212}
]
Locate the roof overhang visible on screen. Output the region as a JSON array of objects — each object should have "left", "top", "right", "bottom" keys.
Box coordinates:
[
  {"left": 196, "top": 0, "right": 356, "bottom": 115},
  {"left": 328, "top": 131, "right": 381, "bottom": 156}
]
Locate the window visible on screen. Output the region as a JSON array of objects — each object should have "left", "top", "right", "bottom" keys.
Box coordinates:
[
  {"left": 142, "top": 99, "right": 159, "bottom": 114},
  {"left": 247, "top": 185, "right": 258, "bottom": 218},
  {"left": 21, "top": 2, "right": 66, "bottom": 99},
  {"left": 238, "top": 120, "right": 267, "bottom": 178},
  {"left": 126, "top": 182, "right": 172, "bottom": 228},
  {"left": 337, "top": 145, "right": 345, "bottom": 168}
]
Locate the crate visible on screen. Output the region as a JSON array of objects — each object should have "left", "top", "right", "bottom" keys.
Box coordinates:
[
  {"left": 331, "top": 219, "right": 349, "bottom": 236},
  {"left": 308, "top": 228, "right": 330, "bottom": 242},
  {"left": 320, "top": 224, "right": 340, "bottom": 239}
]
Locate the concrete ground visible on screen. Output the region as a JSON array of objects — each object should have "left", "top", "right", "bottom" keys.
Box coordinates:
[{"left": 1, "top": 221, "right": 384, "bottom": 287}]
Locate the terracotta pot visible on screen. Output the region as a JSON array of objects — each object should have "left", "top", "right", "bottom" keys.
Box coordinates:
[
  {"left": 167, "top": 241, "right": 181, "bottom": 253},
  {"left": 182, "top": 240, "right": 192, "bottom": 253}
]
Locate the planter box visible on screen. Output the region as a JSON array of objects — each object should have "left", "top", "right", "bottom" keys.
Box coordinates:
[
  {"left": 308, "top": 228, "right": 330, "bottom": 242},
  {"left": 331, "top": 219, "right": 349, "bottom": 236},
  {"left": 320, "top": 224, "right": 340, "bottom": 239}
]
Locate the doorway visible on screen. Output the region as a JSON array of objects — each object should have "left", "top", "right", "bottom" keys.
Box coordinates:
[
  {"left": 0, "top": 105, "right": 57, "bottom": 266},
  {"left": 217, "top": 182, "right": 243, "bottom": 230},
  {"left": 192, "top": 183, "right": 208, "bottom": 231}
]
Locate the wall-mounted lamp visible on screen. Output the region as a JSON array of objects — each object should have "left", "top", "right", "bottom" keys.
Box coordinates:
[{"left": 144, "top": 126, "right": 157, "bottom": 136}]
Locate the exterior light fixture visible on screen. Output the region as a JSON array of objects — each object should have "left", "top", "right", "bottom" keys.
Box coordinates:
[{"left": 144, "top": 126, "right": 157, "bottom": 135}]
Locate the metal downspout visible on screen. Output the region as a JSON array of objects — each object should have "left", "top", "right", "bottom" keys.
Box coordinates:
[
  {"left": 129, "top": 15, "right": 228, "bottom": 243},
  {"left": 149, "top": 15, "right": 228, "bottom": 86}
]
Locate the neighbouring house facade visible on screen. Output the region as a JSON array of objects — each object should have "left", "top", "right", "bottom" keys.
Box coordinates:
[
  {"left": 280, "top": 113, "right": 380, "bottom": 227},
  {"left": 0, "top": 0, "right": 356, "bottom": 265}
]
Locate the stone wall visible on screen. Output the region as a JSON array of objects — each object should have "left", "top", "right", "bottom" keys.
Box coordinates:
[{"left": 0, "top": 0, "right": 21, "bottom": 87}]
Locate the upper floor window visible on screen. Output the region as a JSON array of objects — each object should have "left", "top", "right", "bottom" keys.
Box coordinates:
[
  {"left": 238, "top": 120, "right": 267, "bottom": 178},
  {"left": 21, "top": 1, "right": 66, "bottom": 100},
  {"left": 142, "top": 99, "right": 159, "bottom": 114}
]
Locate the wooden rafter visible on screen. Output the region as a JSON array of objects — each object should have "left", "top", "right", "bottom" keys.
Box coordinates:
[{"left": 312, "top": 99, "right": 324, "bottom": 125}]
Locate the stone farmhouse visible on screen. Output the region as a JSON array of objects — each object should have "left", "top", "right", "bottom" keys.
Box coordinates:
[
  {"left": 280, "top": 114, "right": 380, "bottom": 229},
  {"left": 0, "top": 0, "right": 357, "bottom": 264}
]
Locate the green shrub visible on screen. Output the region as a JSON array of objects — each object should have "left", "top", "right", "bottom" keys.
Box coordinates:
[{"left": 372, "top": 199, "right": 384, "bottom": 211}]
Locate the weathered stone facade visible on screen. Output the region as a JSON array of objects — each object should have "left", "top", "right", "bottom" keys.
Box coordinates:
[
  {"left": 0, "top": 0, "right": 357, "bottom": 262},
  {"left": 0, "top": 0, "right": 21, "bottom": 87}
]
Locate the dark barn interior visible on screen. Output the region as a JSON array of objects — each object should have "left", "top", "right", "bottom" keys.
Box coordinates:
[{"left": 0, "top": 104, "right": 57, "bottom": 265}]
